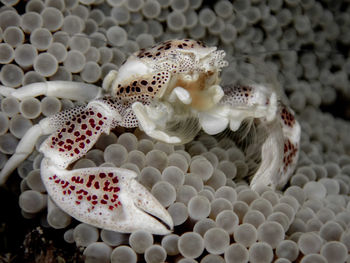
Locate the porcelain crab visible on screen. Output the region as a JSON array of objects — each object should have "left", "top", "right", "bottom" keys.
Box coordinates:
[{"left": 0, "top": 39, "right": 300, "bottom": 234}]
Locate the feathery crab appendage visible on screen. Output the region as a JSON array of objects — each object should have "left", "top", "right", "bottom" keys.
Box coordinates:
[{"left": 41, "top": 159, "right": 173, "bottom": 234}]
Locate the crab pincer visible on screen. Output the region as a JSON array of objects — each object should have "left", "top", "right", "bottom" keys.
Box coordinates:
[
  {"left": 38, "top": 100, "right": 173, "bottom": 234},
  {"left": 41, "top": 159, "right": 173, "bottom": 234}
]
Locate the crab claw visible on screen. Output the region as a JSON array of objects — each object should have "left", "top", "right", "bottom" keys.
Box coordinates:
[
  {"left": 41, "top": 158, "right": 173, "bottom": 235},
  {"left": 124, "top": 179, "right": 174, "bottom": 234}
]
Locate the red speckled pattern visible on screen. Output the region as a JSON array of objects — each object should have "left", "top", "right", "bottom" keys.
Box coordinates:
[
  {"left": 41, "top": 104, "right": 112, "bottom": 168},
  {"left": 283, "top": 138, "right": 298, "bottom": 172},
  {"left": 279, "top": 104, "right": 300, "bottom": 182},
  {"left": 48, "top": 171, "right": 121, "bottom": 212},
  {"left": 280, "top": 105, "right": 296, "bottom": 127}
]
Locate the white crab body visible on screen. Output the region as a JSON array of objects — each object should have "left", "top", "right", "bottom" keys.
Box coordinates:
[
  {"left": 104, "top": 39, "right": 227, "bottom": 109},
  {"left": 0, "top": 39, "right": 301, "bottom": 234}
]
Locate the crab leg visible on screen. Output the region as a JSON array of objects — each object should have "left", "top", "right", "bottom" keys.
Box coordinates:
[
  {"left": 0, "top": 81, "right": 102, "bottom": 101},
  {"left": 0, "top": 122, "right": 54, "bottom": 185},
  {"left": 41, "top": 158, "right": 173, "bottom": 234}
]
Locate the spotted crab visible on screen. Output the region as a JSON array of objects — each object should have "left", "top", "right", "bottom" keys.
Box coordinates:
[{"left": 0, "top": 39, "right": 300, "bottom": 235}]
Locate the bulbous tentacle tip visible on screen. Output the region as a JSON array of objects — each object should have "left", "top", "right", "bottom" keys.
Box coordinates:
[{"left": 41, "top": 158, "right": 173, "bottom": 235}]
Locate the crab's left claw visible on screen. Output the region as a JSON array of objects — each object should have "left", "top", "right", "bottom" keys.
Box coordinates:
[{"left": 41, "top": 158, "right": 173, "bottom": 235}]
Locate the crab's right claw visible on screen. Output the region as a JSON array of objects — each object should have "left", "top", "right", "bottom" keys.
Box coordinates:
[{"left": 41, "top": 159, "right": 173, "bottom": 235}]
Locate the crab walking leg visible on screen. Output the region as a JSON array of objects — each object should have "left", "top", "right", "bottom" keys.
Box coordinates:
[
  {"left": 41, "top": 159, "right": 173, "bottom": 234},
  {"left": 0, "top": 116, "right": 62, "bottom": 185},
  {"left": 0, "top": 81, "right": 102, "bottom": 101}
]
